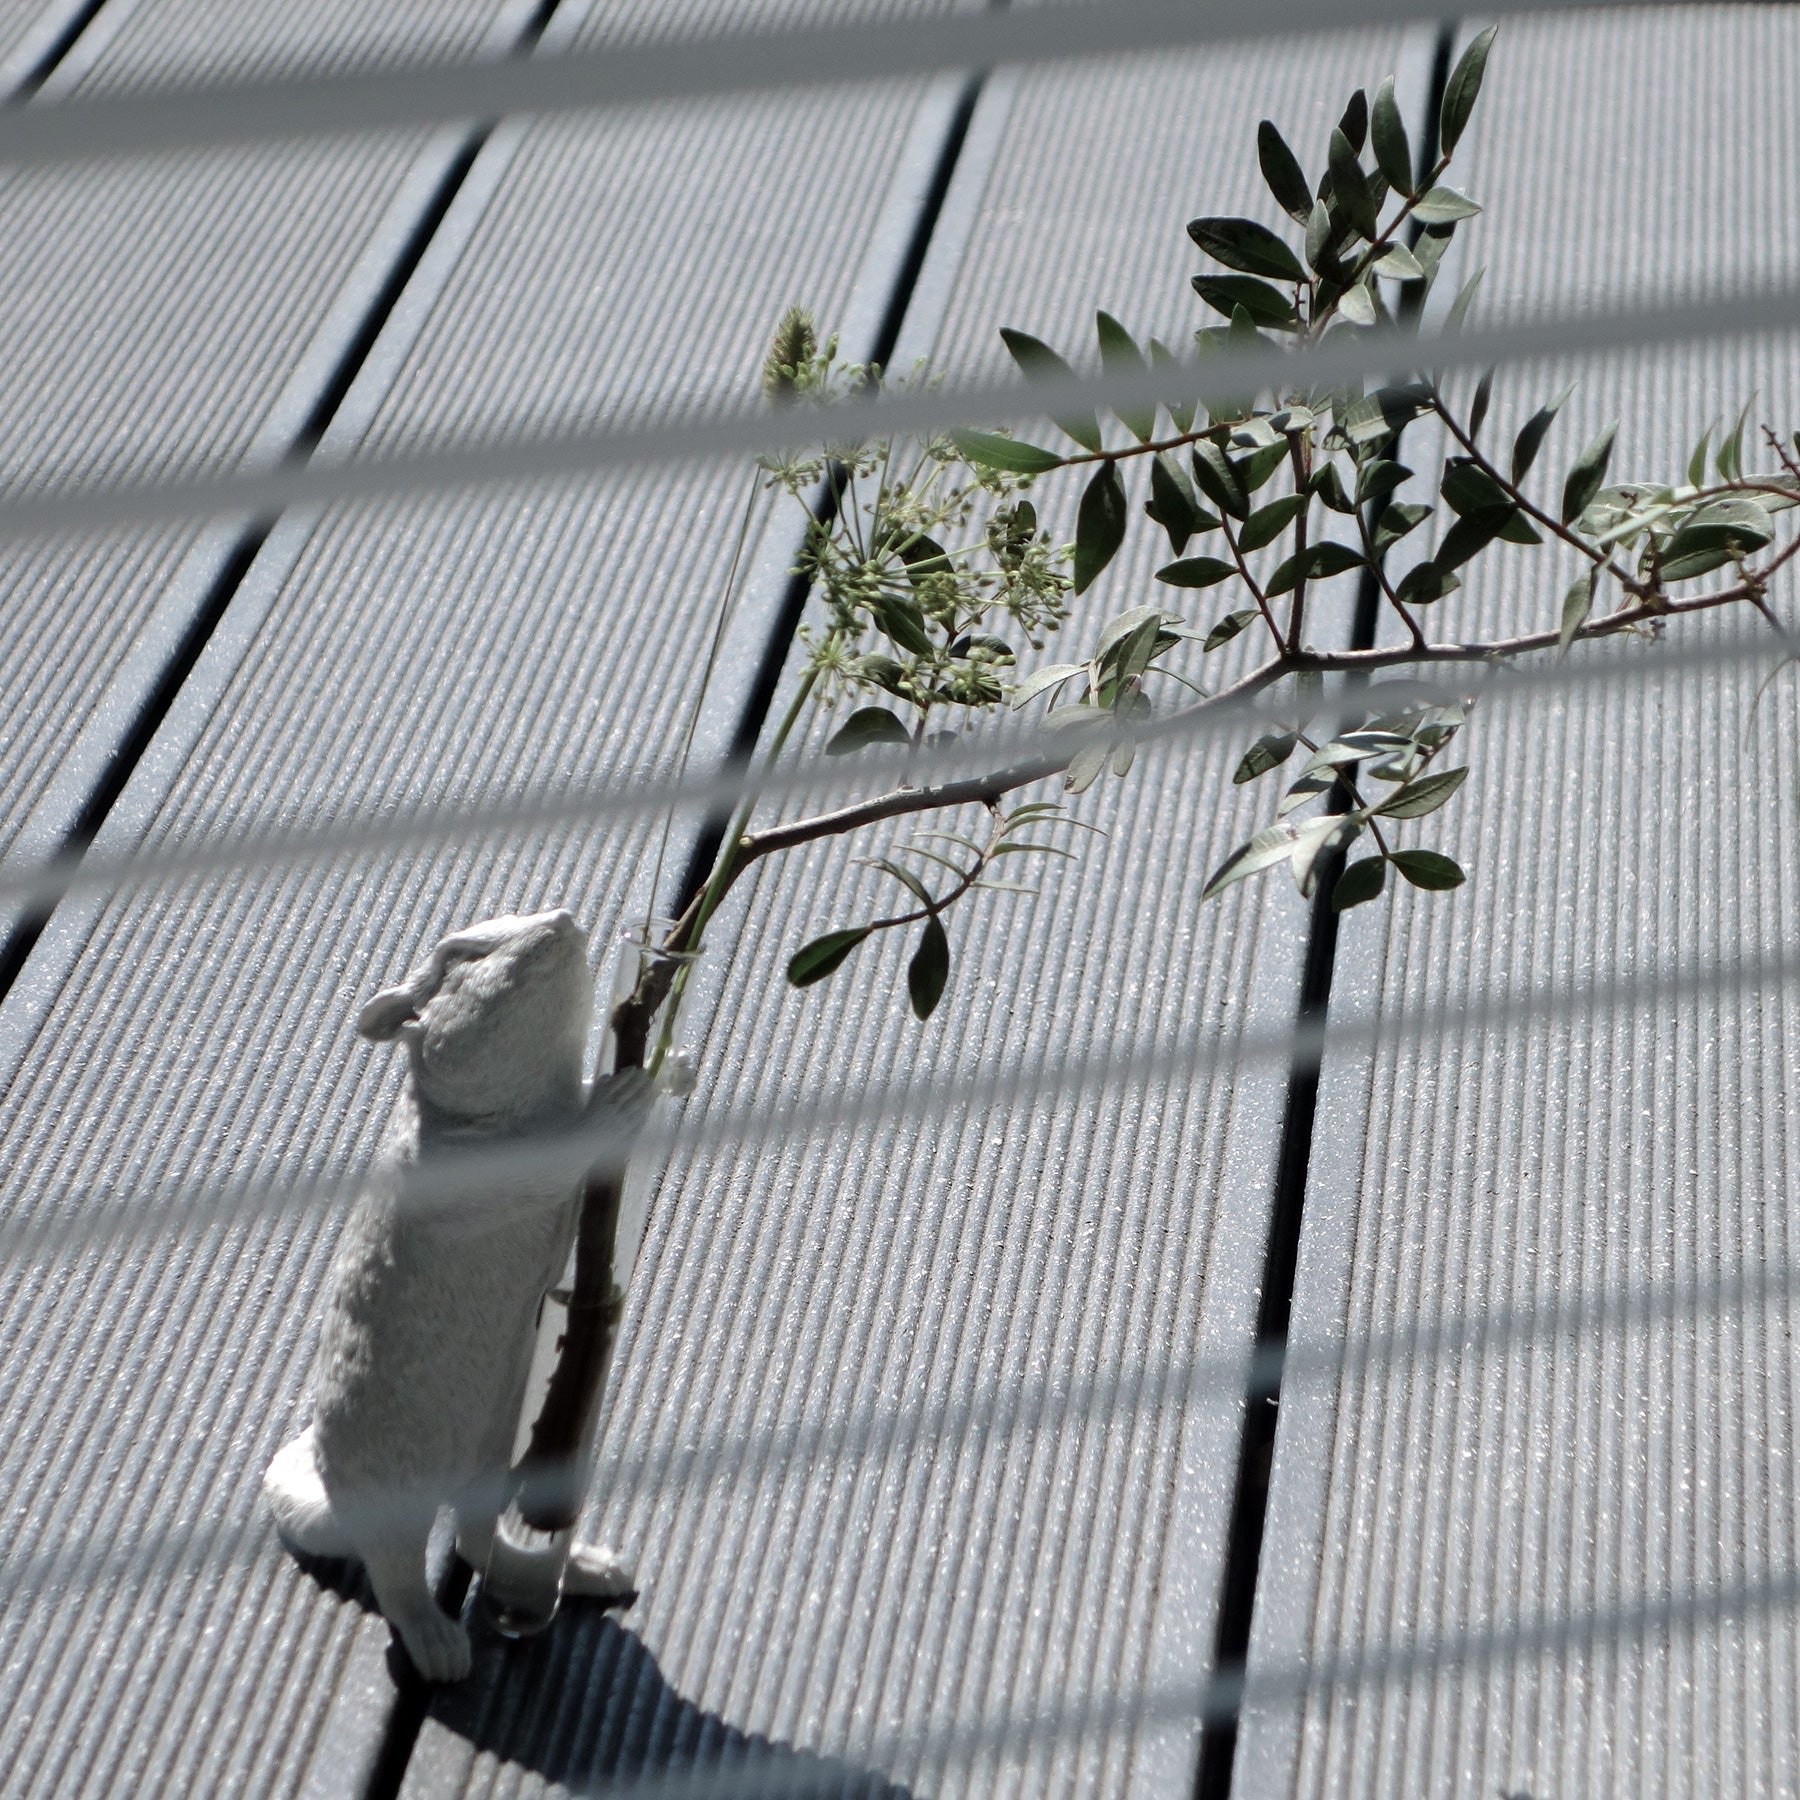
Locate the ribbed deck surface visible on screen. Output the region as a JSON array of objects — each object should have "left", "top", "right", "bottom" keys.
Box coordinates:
[
  {"left": 1237, "top": 11, "right": 1800, "bottom": 1796},
  {"left": 0, "top": 0, "right": 513, "bottom": 870},
  {"left": 398, "top": 30, "right": 1421, "bottom": 1800},
  {"left": 0, "top": 5, "right": 961, "bottom": 1796},
  {"left": 0, "top": 0, "right": 76, "bottom": 87}
]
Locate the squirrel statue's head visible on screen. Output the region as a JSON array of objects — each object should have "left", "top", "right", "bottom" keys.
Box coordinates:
[{"left": 356, "top": 908, "right": 593, "bottom": 1126}]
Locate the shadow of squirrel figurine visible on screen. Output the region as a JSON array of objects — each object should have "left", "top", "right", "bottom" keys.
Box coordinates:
[{"left": 263, "top": 908, "right": 633, "bottom": 1682}]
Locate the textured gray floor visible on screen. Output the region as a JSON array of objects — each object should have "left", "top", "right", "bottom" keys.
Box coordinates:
[
  {"left": 0, "top": 3, "right": 981, "bottom": 1796},
  {"left": 1236, "top": 10, "right": 1800, "bottom": 1796},
  {"left": 0, "top": 0, "right": 519, "bottom": 878},
  {"left": 396, "top": 28, "right": 1429, "bottom": 1800}
]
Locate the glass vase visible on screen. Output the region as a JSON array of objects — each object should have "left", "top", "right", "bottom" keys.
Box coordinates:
[{"left": 478, "top": 917, "right": 699, "bottom": 1636}]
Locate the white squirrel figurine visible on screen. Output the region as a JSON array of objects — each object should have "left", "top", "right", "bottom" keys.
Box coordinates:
[{"left": 264, "top": 907, "right": 632, "bottom": 1682}]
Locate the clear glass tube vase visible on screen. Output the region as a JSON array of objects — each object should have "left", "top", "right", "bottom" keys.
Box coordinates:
[{"left": 479, "top": 917, "right": 698, "bottom": 1636}]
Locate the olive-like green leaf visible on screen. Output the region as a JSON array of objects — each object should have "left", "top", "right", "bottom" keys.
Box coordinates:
[
  {"left": 1278, "top": 768, "right": 1337, "bottom": 815},
  {"left": 1468, "top": 367, "right": 1494, "bottom": 442},
  {"left": 1433, "top": 508, "right": 1511, "bottom": 571},
  {"left": 1232, "top": 731, "right": 1298, "bottom": 785},
  {"left": 1312, "top": 541, "right": 1368, "bottom": 578},
  {"left": 1336, "top": 390, "right": 1409, "bottom": 450},
  {"left": 1096, "top": 310, "right": 1156, "bottom": 442},
  {"left": 951, "top": 428, "right": 1064, "bottom": 474},
  {"left": 1372, "top": 242, "right": 1425, "bottom": 281},
  {"left": 866, "top": 855, "right": 935, "bottom": 907},
  {"left": 1558, "top": 571, "right": 1595, "bottom": 655},
  {"left": 1281, "top": 541, "right": 1345, "bottom": 594},
  {"left": 1333, "top": 855, "right": 1388, "bottom": 911},
  {"left": 1356, "top": 459, "right": 1412, "bottom": 506},
  {"left": 859, "top": 653, "right": 907, "bottom": 695},
  {"left": 1263, "top": 553, "right": 1304, "bottom": 596},
  {"left": 1305, "top": 198, "right": 1335, "bottom": 274},
  {"left": 1192, "top": 439, "right": 1249, "bottom": 518},
  {"left": 1236, "top": 440, "right": 1289, "bottom": 495},
  {"left": 1658, "top": 543, "right": 1738, "bottom": 583},
  {"left": 1074, "top": 462, "right": 1128, "bottom": 594},
  {"left": 1268, "top": 540, "right": 1367, "bottom": 593},
  {"left": 1413, "top": 227, "right": 1451, "bottom": 284},
  {"left": 872, "top": 593, "right": 935, "bottom": 657},
  {"left": 1439, "top": 24, "right": 1497, "bottom": 156},
  {"left": 1148, "top": 336, "right": 1197, "bottom": 433},
  {"left": 1329, "top": 126, "right": 1378, "bottom": 241},
  {"left": 1512, "top": 381, "right": 1576, "bottom": 483},
  {"left": 1257, "top": 119, "right": 1315, "bottom": 223},
  {"left": 1717, "top": 395, "right": 1755, "bottom": 483},
  {"left": 1156, "top": 555, "right": 1236, "bottom": 589},
  {"left": 1389, "top": 848, "right": 1467, "bottom": 890},
  {"left": 891, "top": 532, "right": 951, "bottom": 587},
  {"left": 1146, "top": 451, "right": 1210, "bottom": 554},
  {"left": 788, "top": 926, "right": 873, "bottom": 987},
  {"left": 1312, "top": 462, "right": 1355, "bottom": 512},
  {"left": 1192, "top": 274, "right": 1299, "bottom": 329},
  {"left": 1561, "top": 422, "right": 1619, "bottom": 524},
  {"left": 1338, "top": 279, "right": 1378, "bottom": 327},
  {"left": 1442, "top": 266, "right": 1486, "bottom": 333},
  {"left": 1396, "top": 561, "right": 1459, "bottom": 605},
  {"left": 1659, "top": 501, "right": 1774, "bottom": 580},
  {"left": 1010, "top": 662, "right": 1085, "bottom": 708},
  {"left": 1092, "top": 604, "right": 1165, "bottom": 669},
  {"left": 1441, "top": 457, "right": 1512, "bottom": 518},
  {"left": 1291, "top": 813, "right": 1359, "bottom": 899},
  {"left": 1376, "top": 765, "right": 1469, "bottom": 818},
  {"left": 1202, "top": 820, "right": 1302, "bottom": 898},
  {"left": 905, "top": 914, "right": 950, "bottom": 1021},
  {"left": 998, "top": 327, "right": 1104, "bottom": 454},
  {"left": 1411, "top": 187, "right": 1482, "bottom": 225},
  {"left": 1237, "top": 493, "right": 1308, "bottom": 553},
  {"left": 1064, "top": 738, "right": 1111, "bottom": 794},
  {"left": 1687, "top": 420, "right": 1717, "bottom": 491},
  {"left": 1203, "top": 607, "right": 1261, "bottom": 651},
  {"left": 1187, "top": 215, "right": 1306, "bottom": 283},
  {"left": 1338, "top": 87, "right": 1369, "bottom": 153},
  {"left": 1372, "top": 500, "right": 1432, "bottom": 554},
  {"left": 825, "top": 706, "right": 913, "bottom": 756},
  {"left": 1371, "top": 74, "right": 1414, "bottom": 195},
  {"left": 1694, "top": 496, "right": 1774, "bottom": 545}
]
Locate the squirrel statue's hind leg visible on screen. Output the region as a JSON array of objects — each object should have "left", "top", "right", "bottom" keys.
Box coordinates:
[{"left": 263, "top": 1428, "right": 353, "bottom": 1559}]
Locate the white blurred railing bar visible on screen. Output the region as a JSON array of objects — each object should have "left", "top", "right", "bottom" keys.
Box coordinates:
[
  {"left": 1, "top": 284, "right": 1795, "bottom": 543},
  {"left": 0, "top": 0, "right": 1698, "bottom": 171}
]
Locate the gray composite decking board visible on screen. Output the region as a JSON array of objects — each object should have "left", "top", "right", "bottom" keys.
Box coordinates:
[
  {"left": 0, "top": 5, "right": 977, "bottom": 1796},
  {"left": 0, "top": 0, "right": 77, "bottom": 90},
  {"left": 0, "top": 0, "right": 523, "bottom": 879},
  {"left": 1235, "top": 10, "right": 1800, "bottom": 1796},
  {"left": 396, "top": 29, "right": 1433, "bottom": 1800}
]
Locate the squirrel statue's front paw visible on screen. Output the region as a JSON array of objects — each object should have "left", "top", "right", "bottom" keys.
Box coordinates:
[{"left": 565, "top": 1540, "right": 636, "bottom": 1600}]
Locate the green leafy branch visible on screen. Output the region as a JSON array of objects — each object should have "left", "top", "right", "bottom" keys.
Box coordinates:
[
  {"left": 522, "top": 22, "right": 1800, "bottom": 1541},
  {"left": 785, "top": 800, "right": 1092, "bottom": 1020}
]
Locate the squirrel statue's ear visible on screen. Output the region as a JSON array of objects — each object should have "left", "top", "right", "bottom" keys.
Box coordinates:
[{"left": 356, "top": 949, "right": 450, "bottom": 1041}]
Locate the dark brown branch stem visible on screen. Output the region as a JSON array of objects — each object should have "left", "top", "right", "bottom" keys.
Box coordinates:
[
  {"left": 1288, "top": 581, "right": 1758, "bottom": 671},
  {"left": 1220, "top": 513, "right": 1285, "bottom": 653},
  {"left": 1426, "top": 389, "right": 1652, "bottom": 600},
  {"left": 1286, "top": 433, "right": 1310, "bottom": 654}
]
